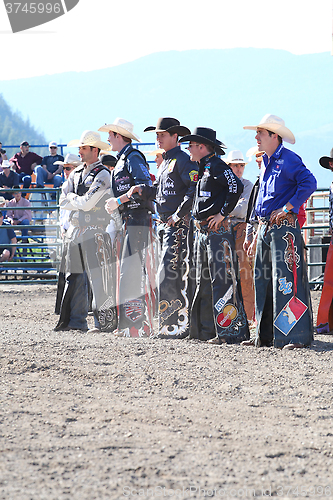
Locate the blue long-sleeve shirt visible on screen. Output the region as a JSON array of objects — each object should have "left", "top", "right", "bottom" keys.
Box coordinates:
[{"left": 255, "top": 144, "right": 317, "bottom": 218}]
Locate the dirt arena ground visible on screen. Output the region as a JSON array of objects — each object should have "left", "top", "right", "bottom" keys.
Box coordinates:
[{"left": 1, "top": 284, "right": 333, "bottom": 500}]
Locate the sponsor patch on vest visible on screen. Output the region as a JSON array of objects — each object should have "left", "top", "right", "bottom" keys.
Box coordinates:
[
  {"left": 200, "top": 191, "right": 211, "bottom": 197},
  {"left": 189, "top": 170, "right": 198, "bottom": 182}
]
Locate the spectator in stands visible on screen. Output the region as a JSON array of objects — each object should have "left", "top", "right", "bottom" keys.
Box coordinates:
[
  {"left": 0, "top": 142, "right": 8, "bottom": 169},
  {"left": 0, "top": 210, "right": 17, "bottom": 263},
  {"left": 6, "top": 187, "right": 32, "bottom": 253},
  {"left": 100, "top": 154, "right": 117, "bottom": 171},
  {"left": 53, "top": 154, "right": 83, "bottom": 235},
  {"left": 10, "top": 141, "right": 43, "bottom": 189},
  {"left": 35, "top": 142, "right": 64, "bottom": 196},
  {"left": 0, "top": 160, "right": 20, "bottom": 200}
]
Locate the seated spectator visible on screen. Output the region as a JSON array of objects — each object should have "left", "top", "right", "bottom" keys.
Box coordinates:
[
  {"left": 0, "top": 210, "right": 17, "bottom": 263},
  {"left": 0, "top": 160, "right": 20, "bottom": 200},
  {"left": 53, "top": 154, "right": 83, "bottom": 235},
  {"left": 10, "top": 141, "right": 43, "bottom": 189},
  {"left": 5, "top": 187, "right": 32, "bottom": 252},
  {"left": 35, "top": 142, "right": 64, "bottom": 198},
  {"left": 0, "top": 142, "right": 8, "bottom": 170}
]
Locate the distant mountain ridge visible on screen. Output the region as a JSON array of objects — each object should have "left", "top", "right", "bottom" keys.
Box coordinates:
[{"left": 0, "top": 48, "right": 332, "bottom": 186}]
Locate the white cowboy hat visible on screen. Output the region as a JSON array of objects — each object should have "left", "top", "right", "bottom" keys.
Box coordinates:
[
  {"left": 98, "top": 118, "right": 141, "bottom": 142},
  {"left": 67, "top": 130, "right": 110, "bottom": 150},
  {"left": 225, "top": 150, "right": 247, "bottom": 165},
  {"left": 243, "top": 114, "right": 295, "bottom": 144},
  {"left": 54, "top": 153, "right": 83, "bottom": 166}
]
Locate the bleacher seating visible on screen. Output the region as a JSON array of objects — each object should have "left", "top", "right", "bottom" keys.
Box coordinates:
[{"left": 0, "top": 186, "right": 62, "bottom": 283}]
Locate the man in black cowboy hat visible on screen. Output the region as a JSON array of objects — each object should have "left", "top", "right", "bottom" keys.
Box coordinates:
[
  {"left": 126, "top": 117, "right": 198, "bottom": 339},
  {"left": 178, "top": 127, "right": 249, "bottom": 344}
]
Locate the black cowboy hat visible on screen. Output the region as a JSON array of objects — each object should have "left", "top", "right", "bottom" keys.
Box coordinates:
[
  {"left": 319, "top": 148, "right": 333, "bottom": 170},
  {"left": 100, "top": 154, "right": 117, "bottom": 168},
  {"left": 144, "top": 117, "right": 191, "bottom": 136},
  {"left": 179, "top": 127, "right": 227, "bottom": 156}
]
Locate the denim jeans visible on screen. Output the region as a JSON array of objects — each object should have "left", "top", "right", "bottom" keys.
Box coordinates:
[
  {"left": 19, "top": 172, "right": 31, "bottom": 189},
  {"left": 35, "top": 166, "right": 62, "bottom": 189}
]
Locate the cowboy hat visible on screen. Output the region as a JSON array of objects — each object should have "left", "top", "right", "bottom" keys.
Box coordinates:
[
  {"left": 100, "top": 154, "right": 117, "bottom": 168},
  {"left": 319, "top": 148, "right": 333, "bottom": 170},
  {"left": 144, "top": 117, "right": 190, "bottom": 137},
  {"left": 146, "top": 148, "right": 164, "bottom": 156},
  {"left": 98, "top": 118, "right": 141, "bottom": 142},
  {"left": 179, "top": 127, "right": 227, "bottom": 156},
  {"left": 54, "top": 153, "right": 83, "bottom": 167},
  {"left": 67, "top": 130, "right": 110, "bottom": 150},
  {"left": 225, "top": 150, "right": 247, "bottom": 165},
  {"left": 243, "top": 114, "right": 295, "bottom": 144},
  {"left": 1, "top": 160, "right": 11, "bottom": 169}
]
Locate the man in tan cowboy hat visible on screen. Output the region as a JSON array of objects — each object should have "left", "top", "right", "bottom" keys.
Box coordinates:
[
  {"left": 125, "top": 117, "right": 198, "bottom": 339},
  {"left": 98, "top": 118, "right": 154, "bottom": 338},
  {"left": 243, "top": 114, "right": 317, "bottom": 349},
  {"left": 56, "top": 130, "right": 117, "bottom": 333},
  {"left": 177, "top": 127, "right": 248, "bottom": 345},
  {"left": 225, "top": 150, "right": 255, "bottom": 324}
]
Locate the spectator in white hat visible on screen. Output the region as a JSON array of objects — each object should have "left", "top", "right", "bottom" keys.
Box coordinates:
[{"left": 35, "top": 141, "right": 64, "bottom": 197}]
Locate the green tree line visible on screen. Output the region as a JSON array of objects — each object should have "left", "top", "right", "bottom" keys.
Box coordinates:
[{"left": 0, "top": 93, "right": 46, "bottom": 156}]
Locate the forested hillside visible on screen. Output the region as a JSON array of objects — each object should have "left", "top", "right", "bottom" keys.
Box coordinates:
[{"left": 0, "top": 94, "right": 46, "bottom": 154}]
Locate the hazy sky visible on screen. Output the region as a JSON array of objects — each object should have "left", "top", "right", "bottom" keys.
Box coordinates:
[{"left": 0, "top": 0, "right": 331, "bottom": 80}]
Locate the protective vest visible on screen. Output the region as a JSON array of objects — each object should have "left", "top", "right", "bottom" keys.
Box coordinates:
[{"left": 75, "top": 164, "right": 111, "bottom": 227}]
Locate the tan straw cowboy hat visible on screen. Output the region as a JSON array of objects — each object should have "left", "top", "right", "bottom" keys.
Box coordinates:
[
  {"left": 98, "top": 118, "right": 141, "bottom": 142},
  {"left": 67, "top": 130, "right": 110, "bottom": 150},
  {"left": 243, "top": 114, "right": 295, "bottom": 144}
]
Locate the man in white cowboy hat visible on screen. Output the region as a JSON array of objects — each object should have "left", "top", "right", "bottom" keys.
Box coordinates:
[
  {"left": 125, "top": 117, "right": 198, "bottom": 339},
  {"left": 225, "top": 150, "right": 255, "bottom": 324},
  {"left": 98, "top": 118, "right": 154, "bottom": 338},
  {"left": 56, "top": 130, "right": 117, "bottom": 333},
  {"left": 177, "top": 127, "right": 248, "bottom": 345},
  {"left": 243, "top": 114, "right": 317, "bottom": 349}
]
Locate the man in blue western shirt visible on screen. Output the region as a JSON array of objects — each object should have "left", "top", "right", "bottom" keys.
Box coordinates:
[{"left": 243, "top": 114, "right": 317, "bottom": 349}]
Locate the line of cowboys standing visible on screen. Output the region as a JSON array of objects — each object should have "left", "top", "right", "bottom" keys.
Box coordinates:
[{"left": 56, "top": 114, "right": 317, "bottom": 350}]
